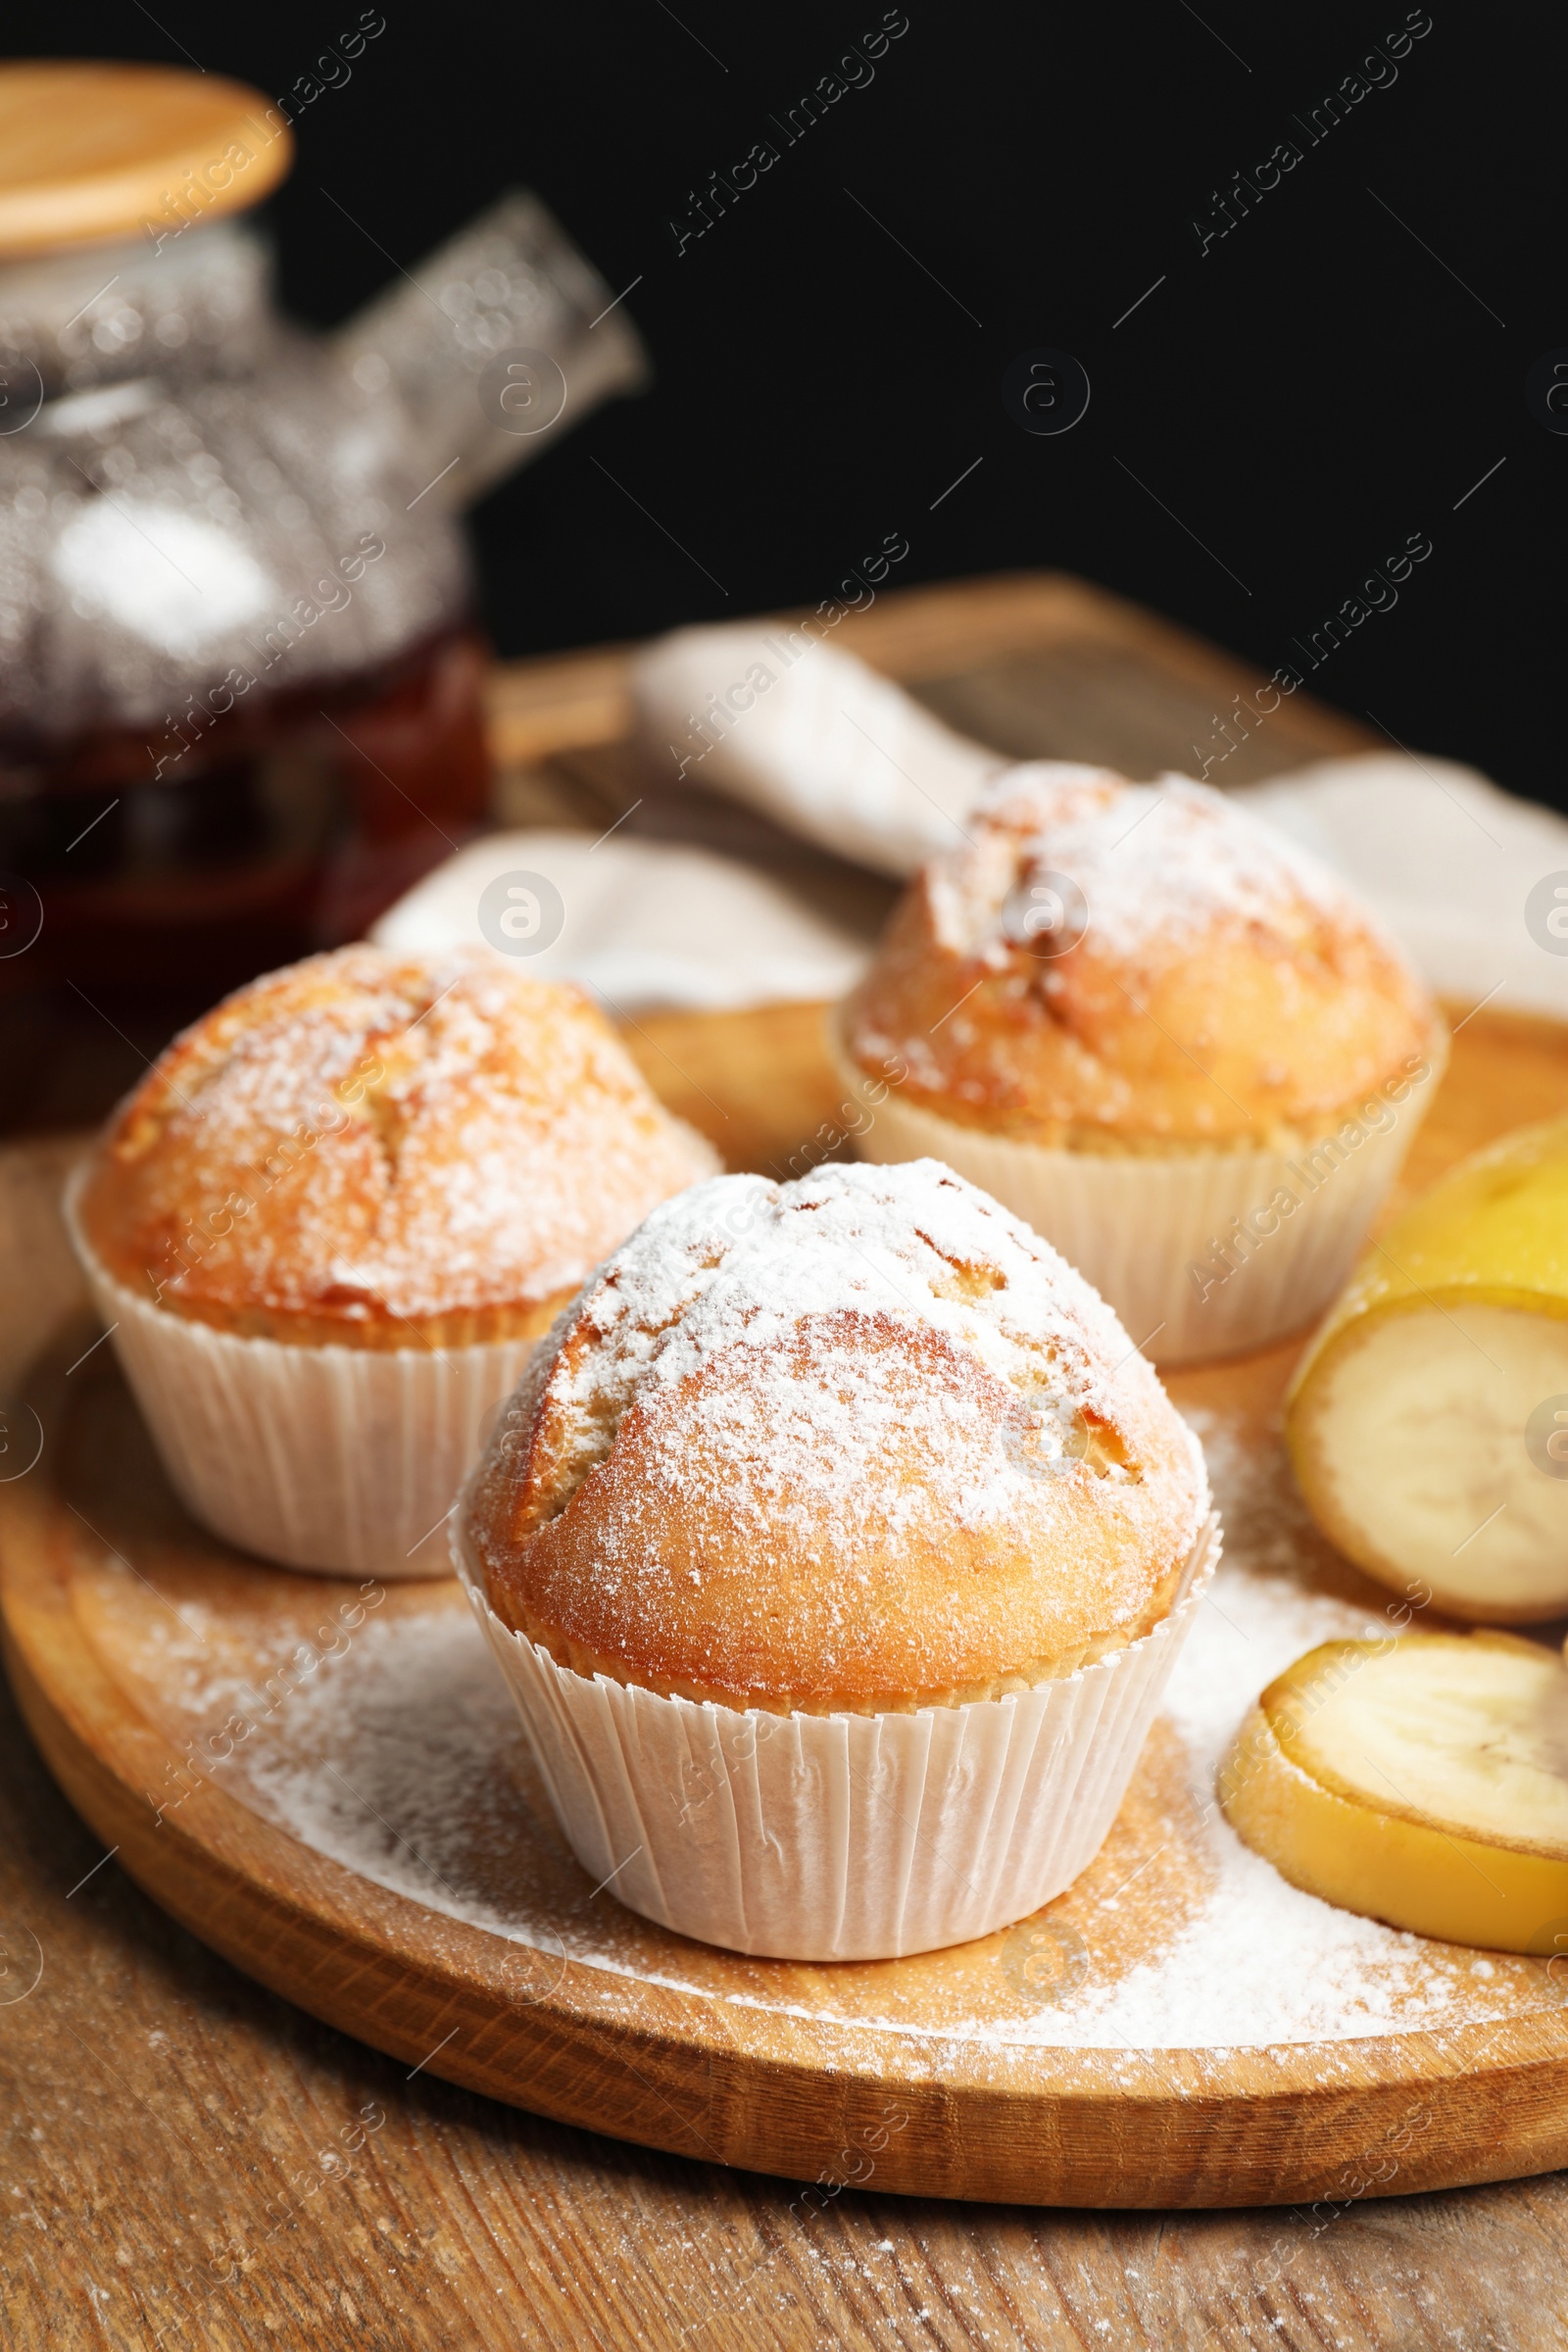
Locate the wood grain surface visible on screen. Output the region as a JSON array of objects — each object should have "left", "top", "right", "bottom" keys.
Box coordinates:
[
  {"left": 12, "top": 1287, "right": 1568, "bottom": 2215},
  {"left": 4, "top": 1007, "right": 1568, "bottom": 2346},
  {"left": 0, "top": 62, "right": 292, "bottom": 257},
  {"left": 3, "top": 566, "right": 1563, "bottom": 2348},
  {"left": 484, "top": 571, "right": 1378, "bottom": 782}
]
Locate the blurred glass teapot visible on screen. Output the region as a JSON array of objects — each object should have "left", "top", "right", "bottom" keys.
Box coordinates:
[{"left": 0, "top": 62, "right": 646, "bottom": 993}]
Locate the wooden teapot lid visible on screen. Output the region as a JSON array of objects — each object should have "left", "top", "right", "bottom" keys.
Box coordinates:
[{"left": 0, "top": 62, "right": 293, "bottom": 258}]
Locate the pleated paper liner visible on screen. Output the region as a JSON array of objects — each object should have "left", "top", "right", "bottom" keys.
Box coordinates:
[
  {"left": 455, "top": 1510, "right": 1221, "bottom": 1961},
  {"left": 828, "top": 1025, "right": 1447, "bottom": 1365},
  {"left": 65, "top": 1171, "right": 539, "bottom": 1580}
]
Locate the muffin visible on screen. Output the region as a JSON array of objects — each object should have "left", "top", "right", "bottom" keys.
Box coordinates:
[
  {"left": 833, "top": 764, "right": 1446, "bottom": 1362},
  {"left": 68, "top": 946, "right": 718, "bottom": 1577},
  {"left": 459, "top": 1158, "right": 1219, "bottom": 1959}
]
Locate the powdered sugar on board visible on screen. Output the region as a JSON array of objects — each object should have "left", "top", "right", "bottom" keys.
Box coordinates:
[{"left": 158, "top": 1395, "right": 1563, "bottom": 2056}]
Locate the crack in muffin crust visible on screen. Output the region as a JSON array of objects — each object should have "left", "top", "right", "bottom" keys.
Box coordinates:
[
  {"left": 79, "top": 944, "right": 720, "bottom": 1348},
  {"left": 841, "top": 763, "right": 1438, "bottom": 1150},
  {"left": 470, "top": 1160, "right": 1208, "bottom": 1712}
]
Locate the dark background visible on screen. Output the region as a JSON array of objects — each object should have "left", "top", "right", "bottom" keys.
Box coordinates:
[{"left": 20, "top": 0, "right": 1561, "bottom": 808}]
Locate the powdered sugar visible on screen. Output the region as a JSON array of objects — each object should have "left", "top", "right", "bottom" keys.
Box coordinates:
[
  {"left": 174, "top": 1394, "right": 1558, "bottom": 2052},
  {"left": 470, "top": 1160, "right": 1209, "bottom": 1691},
  {"left": 932, "top": 764, "right": 1363, "bottom": 967},
  {"left": 87, "top": 945, "right": 717, "bottom": 1325},
  {"left": 501, "top": 1156, "right": 1189, "bottom": 1517}
]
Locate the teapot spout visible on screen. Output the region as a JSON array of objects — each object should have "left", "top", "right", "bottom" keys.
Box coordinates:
[{"left": 332, "top": 188, "right": 650, "bottom": 509}]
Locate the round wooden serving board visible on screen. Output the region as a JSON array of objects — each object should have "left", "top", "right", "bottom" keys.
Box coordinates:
[{"left": 5, "top": 1001, "right": 1568, "bottom": 2209}]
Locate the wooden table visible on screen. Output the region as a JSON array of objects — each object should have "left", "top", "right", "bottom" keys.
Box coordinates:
[
  {"left": 7, "top": 1087, "right": 1568, "bottom": 2352},
  {"left": 5, "top": 578, "right": 1566, "bottom": 2349},
  {"left": 5, "top": 1502, "right": 1566, "bottom": 2352}
]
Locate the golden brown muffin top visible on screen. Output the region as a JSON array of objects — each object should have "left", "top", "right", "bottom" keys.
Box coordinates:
[
  {"left": 841, "top": 765, "right": 1439, "bottom": 1150},
  {"left": 470, "top": 1159, "right": 1208, "bottom": 1712},
  {"left": 77, "top": 945, "right": 719, "bottom": 1346}
]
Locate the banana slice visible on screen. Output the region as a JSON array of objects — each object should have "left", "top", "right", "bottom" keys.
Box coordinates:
[
  {"left": 1287, "top": 1115, "right": 1568, "bottom": 1621},
  {"left": 1220, "top": 1631, "right": 1568, "bottom": 1950}
]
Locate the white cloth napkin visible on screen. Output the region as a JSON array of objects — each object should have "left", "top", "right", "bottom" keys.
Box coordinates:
[
  {"left": 368, "top": 828, "right": 868, "bottom": 1011},
  {"left": 1233, "top": 755, "right": 1568, "bottom": 1018},
  {"left": 373, "top": 632, "right": 1568, "bottom": 1015},
  {"left": 632, "top": 622, "right": 1002, "bottom": 875}
]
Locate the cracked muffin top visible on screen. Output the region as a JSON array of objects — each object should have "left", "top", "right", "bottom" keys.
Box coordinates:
[
  {"left": 75, "top": 946, "right": 719, "bottom": 1348},
  {"left": 467, "top": 1158, "right": 1209, "bottom": 1713},
  {"left": 839, "top": 764, "right": 1439, "bottom": 1151}
]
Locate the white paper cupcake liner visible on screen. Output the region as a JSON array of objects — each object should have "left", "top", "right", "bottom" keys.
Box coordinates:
[
  {"left": 64, "top": 1172, "right": 540, "bottom": 1580},
  {"left": 456, "top": 1511, "right": 1220, "bottom": 1961},
  {"left": 830, "top": 1029, "right": 1446, "bottom": 1365}
]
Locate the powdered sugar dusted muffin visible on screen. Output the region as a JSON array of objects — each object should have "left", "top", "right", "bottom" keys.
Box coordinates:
[
  {"left": 459, "top": 1159, "right": 1219, "bottom": 1957},
  {"left": 833, "top": 765, "right": 1446, "bottom": 1362},
  {"left": 78, "top": 945, "right": 716, "bottom": 1347},
  {"left": 68, "top": 946, "right": 718, "bottom": 1577}
]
